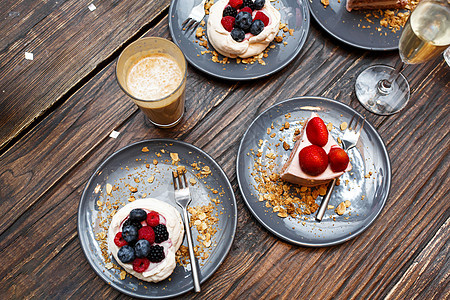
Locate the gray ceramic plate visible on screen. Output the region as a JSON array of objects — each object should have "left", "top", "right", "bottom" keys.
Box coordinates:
[
  {"left": 236, "top": 97, "right": 390, "bottom": 247},
  {"left": 169, "top": 0, "right": 310, "bottom": 80},
  {"left": 307, "top": 0, "right": 407, "bottom": 50},
  {"left": 78, "top": 139, "right": 237, "bottom": 299}
]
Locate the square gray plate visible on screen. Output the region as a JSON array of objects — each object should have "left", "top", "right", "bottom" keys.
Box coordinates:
[
  {"left": 78, "top": 139, "right": 237, "bottom": 298},
  {"left": 237, "top": 97, "right": 391, "bottom": 247},
  {"left": 169, "top": 0, "right": 310, "bottom": 80}
]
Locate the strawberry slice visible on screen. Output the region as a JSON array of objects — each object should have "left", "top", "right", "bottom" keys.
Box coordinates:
[
  {"left": 306, "top": 117, "right": 329, "bottom": 147},
  {"left": 328, "top": 146, "right": 349, "bottom": 172},
  {"left": 299, "top": 145, "right": 328, "bottom": 176}
]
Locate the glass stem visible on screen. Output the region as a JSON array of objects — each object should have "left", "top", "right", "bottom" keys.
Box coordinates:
[{"left": 376, "top": 61, "right": 406, "bottom": 96}]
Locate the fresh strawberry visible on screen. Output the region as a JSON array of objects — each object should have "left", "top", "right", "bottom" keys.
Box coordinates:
[
  {"left": 221, "top": 16, "right": 235, "bottom": 32},
  {"left": 254, "top": 11, "right": 269, "bottom": 26},
  {"left": 328, "top": 146, "right": 349, "bottom": 172},
  {"left": 229, "top": 0, "right": 243, "bottom": 9},
  {"left": 114, "top": 232, "right": 128, "bottom": 247},
  {"left": 299, "top": 145, "right": 328, "bottom": 176},
  {"left": 240, "top": 6, "right": 253, "bottom": 14},
  {"left": 146, "top": 211, "right": 160, "bottom": 227},
  {"left": 306, "top": 117, "right": 329, "bottom": 147}
]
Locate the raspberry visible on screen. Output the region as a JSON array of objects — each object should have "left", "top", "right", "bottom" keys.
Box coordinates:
[
  {"left": 228, "top": 0, "right": 243, "bottom": 9},
  {"left": 146, "top": 211, "right": 160, "bottom": 227},
  {"left": 153, "top": 224, "right": 169, "bottom": 243},
  {"left": 221, "top": 16, "right": 235, "bottom": 32},
  {"left": 114, "top": 232, "right": 128, "bottom": 247},
  {"left": 223, "top": 5, "right": 237, "bottom": 17},
  {"left": 254, "top": 11, "right": 269, "bottom": 26},
  {"left": 148, "top": 245, "right": 165, "bottom": 263},
  {"left": 240, "top": 6, "right": 252, "bottom": 14},
  {"left": 138, "top": 226, "right": 155, "bottom": 244},
  {"left": 133, "top": 257, "right": 150, "bottom": 273}
]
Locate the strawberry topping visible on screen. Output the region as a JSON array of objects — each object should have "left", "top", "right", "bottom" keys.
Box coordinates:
[
  {"left": 328, "top": 146, "right": 349, "bottom": 172},
  {"left": 221, "top": 16, "right": 236, "bottom": 32},
  {"left": 299, "top": 145, "right": 329, "bottom": 176},
  {"left": 306, "top": 117, "right": 329, "bottom": 147}
]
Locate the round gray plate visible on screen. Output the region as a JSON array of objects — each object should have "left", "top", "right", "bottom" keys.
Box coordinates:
[
  {"left": 307, "top": 0, "right": 406, "bottom": 50},
  {"left": 78, "top": 139, "right": 237, "bottom": 298},
  {"left": 169, "top": 0, "right": 310, "bottom": 80},
  {"left": 237, "top": 97, "right": 391, "bottom": 247}
]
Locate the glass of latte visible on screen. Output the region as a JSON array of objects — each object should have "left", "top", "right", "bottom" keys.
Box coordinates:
[
  {"left": 116, "top": 37, "right": 187, "bottom": 127},
  {"left": 355, "top": 0, "right": 450, "bottom": 115}
]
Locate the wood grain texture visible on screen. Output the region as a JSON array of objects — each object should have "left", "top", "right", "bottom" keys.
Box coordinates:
[
  {"left": 1, "top": 7, "right": 449, "bottom": 300},
  {"left": 0, "top": 0, "right": 170, "bottom": 151}
]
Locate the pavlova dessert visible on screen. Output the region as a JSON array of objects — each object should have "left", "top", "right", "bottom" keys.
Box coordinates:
[
  {"left": 108, "top": 198, "right": 184, "bottom": 282},
  {"left": 207, "top": 0, "right": 281, "bottom": 58},
  {"left": 281, "top": 113, "right": 352, "bottom": 187}
]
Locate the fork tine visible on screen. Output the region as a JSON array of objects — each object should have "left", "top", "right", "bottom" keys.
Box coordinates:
[
  {"left": 348, "top": 115, "right": 356, "bottom": 130},
  {"left": 358, "top": 116, "right": 366, "bottom": 133},
  {"left": 182, "top": 17, "right": 191, "bottom": 27},
  {"left": 172, "top": 171, "right": 178, "bottom": 190},
  {"left": 185, "top": 19, "right": 196, "bottom": 31},
  {"left": 181, "top": 172, "right": 188, "bottom": 187}
]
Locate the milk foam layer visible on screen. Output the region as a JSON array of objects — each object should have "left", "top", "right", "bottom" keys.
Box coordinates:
[{"left": 126, "top": 53, "right": 183, "bottom": 100}]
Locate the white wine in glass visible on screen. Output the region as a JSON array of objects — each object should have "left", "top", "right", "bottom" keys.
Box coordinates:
[{"left": 355, "top": 0, "right": 450, "bottom": 115}]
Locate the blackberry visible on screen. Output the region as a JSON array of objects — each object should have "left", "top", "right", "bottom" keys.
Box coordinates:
[
  {"left": 134, "top": 239, "right": 151, "bottom": 258},
  {"left": 117, "top": 245, "right": 135, "bottom": 263},
  {"left": 129, "top": 208, "right": 147, "bottom": 222},
  {"left": 243, "top": 0, "right": 255, "bottom": 10},
  {"left": 147, "top": 245, "right": 165, "bottom": 263},
  {"left": 122, "top": 224, "right": 139, "bottom": 244},
  {"left": 223, "top": 5, "right": 237, "bottom": 17},
  {"left": 235, "top": 11, "right": 252, "bottom": 31},
  {"left": 230, "top": 28, "right": 245, "bottom": 42},
  {"left": 153, "top": 224, "right": 169, "bottom": 243},
  {"left": 250, "top": 19, "right": 265, "bottom": 35},
  {"left": 122, "top": 218, "right": 142, "bottom": 231},
  {"left": 253, "top": 0, "right": 265, "bottom": 10}
]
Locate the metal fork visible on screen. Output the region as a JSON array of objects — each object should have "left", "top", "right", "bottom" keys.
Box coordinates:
[
  {"left": 315, "top": 115, "right": 366, "bottom": 221},
  {"left": 172, "top": 169, "right": 201, "bottom": 292},
  {"left": 182, "top": 0, "right": 206, "bottom": 33}
]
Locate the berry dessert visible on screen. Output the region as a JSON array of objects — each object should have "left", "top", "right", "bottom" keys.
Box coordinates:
[
  {"left": 107, "top": 198, "right": 184, "bottom": 282},
  {"left": 207, "top": 0, "right": 281, "bottom": 58},
  {"left": 280, "top": 112, "right": 352, "bottom": 187}
]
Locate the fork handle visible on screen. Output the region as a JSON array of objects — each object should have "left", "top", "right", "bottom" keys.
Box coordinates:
[
  {"left": 315, "top": 178, "right": 337, "bottom": 221},
  {"left": 183, "top": 208, "right": 201, "bottom": 292}
]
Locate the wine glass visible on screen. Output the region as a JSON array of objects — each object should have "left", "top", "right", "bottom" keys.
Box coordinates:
[{"left": 355, "top": 0, "right": 450, "bottom": 115}]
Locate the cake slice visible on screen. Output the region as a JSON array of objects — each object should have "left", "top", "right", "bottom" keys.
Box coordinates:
[
  {"left": 280, "top": 112, "right": 351, "bottom": 187},
  {"left": 346, "top": 0, "right": 408, "bottom": 11}
]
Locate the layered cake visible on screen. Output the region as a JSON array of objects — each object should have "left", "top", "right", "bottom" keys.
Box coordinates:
[
  {"left": 280, "top": 113, "right": 351, "bottom": 187},
  {"left": 207, "top": 0, "right": 281, "bottom": 58},
  {"left": 108, "top": 198, "right": 184, "bottom": 282},
  {"left": 346, "top": 0, "right": 408, "bottom": 11}
]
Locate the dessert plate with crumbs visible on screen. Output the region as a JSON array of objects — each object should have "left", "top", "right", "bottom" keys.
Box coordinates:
[
  {"left": 169, "top": 0, "right": 310, "bottom": 80},
  {"left": 78, "top": 139, "right": 237, "bottom": 298},
  {"left": 236, "top": 97, "right": 391, "bottom": 247}
]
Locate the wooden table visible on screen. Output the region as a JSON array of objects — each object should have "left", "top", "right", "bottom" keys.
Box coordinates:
[{"left": 1, "top": 0, "right": 448, "bottom": 298}]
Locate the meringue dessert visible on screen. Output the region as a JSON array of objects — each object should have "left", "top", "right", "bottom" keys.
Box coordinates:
[
  {"left": 280, "top": 113, "right": 352, "bottom": 187},
  {"left": 207, "top": 0, "right": 281, "bottom": 58},
  {"left": 108, "top": 198, "right": 184, "bottom": 282}
]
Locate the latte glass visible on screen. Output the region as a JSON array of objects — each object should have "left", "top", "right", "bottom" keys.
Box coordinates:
[{"left": 116, "top": 37, "right": 187, "bottom": 128}]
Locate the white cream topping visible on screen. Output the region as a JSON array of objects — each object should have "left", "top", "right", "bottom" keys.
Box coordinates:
[
  {"left": 108, "top": 198, "right": 184, "bottom": 283},
  {"left": 207, "top": 0, "right": 281, "bottom": 58}
]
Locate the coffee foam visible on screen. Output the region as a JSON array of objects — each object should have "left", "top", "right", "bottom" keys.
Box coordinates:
[{"left": 126, "top": 53, "right": 183, "bottom": 100}]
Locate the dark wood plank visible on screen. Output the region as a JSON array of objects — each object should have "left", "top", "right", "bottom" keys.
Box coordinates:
[
  {"left": 1, "top": 12, "right": 449, "bottom": 300},
  {"left": 0, "top": 0, "right": 170, "bottom": 151}
]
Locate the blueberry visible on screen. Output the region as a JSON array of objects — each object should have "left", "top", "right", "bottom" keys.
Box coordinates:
[
  {"left": 250, "top": 19, "right": 265, "bottom": 35},
  {"left": 117, "top": 245, "right": 135, "bottom": 263},
  {"left": 122, "top": 224, "right": 138, "bottom": 243},
  {"left": 134, "top": 239, "right": 151, "bottom": 258},
  {"left": 122, "top": 218, "right": 142, "bottom": 231},
  {"left": 231, "top": 28, "right": 246, "bottom": 42},
  {"left": 235, "top": 11, "right": 252, "bottom": 30},
  {"left": 253, "top": 0, "right": 265, "bottom": 10},
  {"left": 129, "top": 208, "right": 147, "bottom": 222}
]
